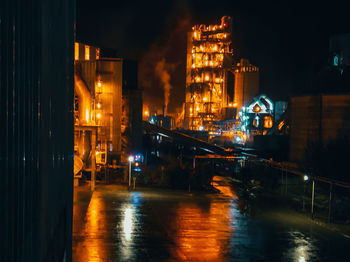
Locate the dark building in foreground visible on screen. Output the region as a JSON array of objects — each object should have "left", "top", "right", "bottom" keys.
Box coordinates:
[
  {"left": 121, "top": 60, "right": 143, "bottom": 158},
  {"left": 0, "top": 1, "right": 75, "bottom": 261},
  {"left": 289, "top": 94, "right": 350, "bottom": 163}
]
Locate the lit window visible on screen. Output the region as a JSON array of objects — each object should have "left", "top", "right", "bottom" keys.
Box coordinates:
[
  {"left": 333, "top": 55, "right": 339, "bottom": 67},
  {"left": 278, "top": 120, "right": 285, "bottom": 130},
  {"left": 85, "top": 45, "right": 90, "bottom": 60},
  {"left": 264, "top": 116, "right": 273, "bottom": 128},
  {"left": 253, "top": 104, "right": 261, "bottom": 113},
  {"left": 253, "top": 117, "right": 259, "bottom": 128},
  {"left": 75, "top": 43, "right": 79, "bottom": 60},
  {"left": 96, "top": 48, "right": 100, "bottom": 60}
]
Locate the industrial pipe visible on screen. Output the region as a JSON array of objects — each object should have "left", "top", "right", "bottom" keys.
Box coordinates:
[{"left": 74, "top": 65, "right": 92, "bottom": 125}]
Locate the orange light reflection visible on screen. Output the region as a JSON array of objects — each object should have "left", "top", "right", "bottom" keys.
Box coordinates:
[
  {"left": 172, "top": 177, "right": 234, "bottom": 261},
  {"left": 80, "top": 194, "right": 106, "bottom": 262}
]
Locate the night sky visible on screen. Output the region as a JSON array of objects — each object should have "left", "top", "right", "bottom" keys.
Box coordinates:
[{"left": 77, "top": 0, "right": 348, "bottom": 113}]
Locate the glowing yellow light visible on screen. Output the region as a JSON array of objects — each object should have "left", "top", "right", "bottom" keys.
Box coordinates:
[
  {"left": 144, "top": 110, "right": 149, "bottom": 116},
  {"left": 192, "top": 64, "right": 195, "bottom": 68},
  {"left": 196, "top": 106, "right": 200, "bottom": 111},
  {"left": 97, "top": 103, "right": 101, "bottom": 109},
  {"left": 85, "top": 109, "right": 89, "bottom": 122},
  {"left": 205, "top": 61, "right": 208, "bottom": 66},
  {"left": 205, "top": 75, "right": 209, "bottom": 81},
  {"left": 215, "top": 78, "right": 220, "bottom": 83},
  {"left": 233, "top": 103, "right": 237, "bottom": 107},
  {"left": 190, "top": 108, "right": 193, "bottom": 112},
  {"left": 74, "top": 43, "right": 79, "bottom": 60},
  {"left": 194, "top": 32, "right": 197, "bottom": 38},
  {"left": 97, "top": 113, "right": 101, "bottom": 119},
  {"left": 196, "top": 76, "right": 201, "bottom": 82},
  {"left": 209, "top": 61, "right": 214, "bottom": 66},
  {"left": 97, "top": 81, "right": 101, "bottom": 87},
  {"left": 203, "top": 97, "right": 207, "bottom": 102},
  {"left": 213, "top": 45, "right": 218, "bottom": 51},
  {"left": 229, "top": 103, "right": 232, "bottom": 107},
  {"left": 264, "top": 116, "right": 273, "bottom": 128},
  {"left": 85, "top": 45, "right": 90, "bottom": 60},
  {"left": 254, "top": 104, "right": 261, "bottom": 113},
  {"left": 278, "top": 120, "right": 285, "bottom": 130}
]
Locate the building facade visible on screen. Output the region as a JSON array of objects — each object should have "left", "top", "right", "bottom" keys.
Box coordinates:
[
  {"left": 289, "top": 94, "right": 350, "bottom": 162},
  {"left": 1, "top": 0, "right": 75, "bottom": 261},
  {"left": 74, "top": 43, "right": 127, "bottom": 172},
  {"left": 233, "top": 58, "right": 260, "bottom": 116},
  {"left": 184, "top": 16, "right": 233, "bottom": 130}
]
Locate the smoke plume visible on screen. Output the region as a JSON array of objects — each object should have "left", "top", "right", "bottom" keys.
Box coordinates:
[
  {"left": 138, "top": 4, "right": 192, "bottom": 114},
  {"left": 155, "top": 59, "right": 172, "bottom": 115}
]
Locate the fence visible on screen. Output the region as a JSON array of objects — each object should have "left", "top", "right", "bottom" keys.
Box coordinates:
[{"left": 242, "top": 158, "right": 350, "bottom": 224}]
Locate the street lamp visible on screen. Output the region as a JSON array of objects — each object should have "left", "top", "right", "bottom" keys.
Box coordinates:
[
  {"left": 303, "top": 174, "right": 309, "bottom": 211},
  {"left": 128, "top": 155, "right": 134, "bottom": 190}
]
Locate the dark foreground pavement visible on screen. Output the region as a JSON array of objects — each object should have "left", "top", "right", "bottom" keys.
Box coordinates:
[{"left": 72, "top": 177, "right": 350, "bottom": 261}]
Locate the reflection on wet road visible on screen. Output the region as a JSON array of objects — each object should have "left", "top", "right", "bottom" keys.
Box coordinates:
[{"left": 73, "top": 176, "right": 350, "bottom": 261}]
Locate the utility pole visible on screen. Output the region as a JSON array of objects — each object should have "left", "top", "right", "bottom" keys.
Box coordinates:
[
  {"left": 311, "top": 180, "right": 315, "bottom": 219},
  {"left": 91, "top": 129, "right": 96, "bottom": 191}
]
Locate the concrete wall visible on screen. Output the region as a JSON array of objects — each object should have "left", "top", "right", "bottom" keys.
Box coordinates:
[
  {"left": 0, "top": 0, "right": 75, "bottom": 261},
  {"left": 289, "top": 94, "right": 350, "bottom": 162},
  {"left": 234, "top": 59, "right": 259, "bottom": 113}
]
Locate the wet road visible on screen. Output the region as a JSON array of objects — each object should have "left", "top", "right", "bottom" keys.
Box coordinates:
[{"left": 72, "top": 176, "right": 350, "bottom": 261}]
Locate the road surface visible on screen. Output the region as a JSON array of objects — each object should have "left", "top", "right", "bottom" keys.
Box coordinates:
[{"left": 72, "top": 176, "right": 350, "bottom": 261}]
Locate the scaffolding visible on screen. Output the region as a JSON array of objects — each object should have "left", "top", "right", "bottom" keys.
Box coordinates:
[{"left": 184, "top": 16, "right": 233, "bottom": 130}]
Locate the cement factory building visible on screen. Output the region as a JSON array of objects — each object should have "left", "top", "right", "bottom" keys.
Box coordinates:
[{"left": 184, "top": 16, "right": 259, "bottom": 131}]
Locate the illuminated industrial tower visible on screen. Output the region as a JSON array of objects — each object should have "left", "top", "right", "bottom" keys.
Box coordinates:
[{"left": 184, "top": 16, "right": 233, "bottom": 130}]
